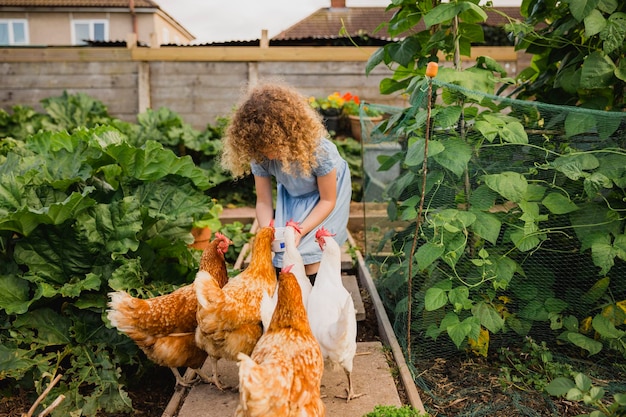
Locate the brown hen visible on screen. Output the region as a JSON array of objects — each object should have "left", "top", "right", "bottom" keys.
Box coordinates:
[
  {"left": 107, "top": 232, "right": 231, "bottom": 387},
  {"left": 236, "top": 265, "right": 325, "bottom": 417},
  {"left": 194, "top": 225, "right": 276, "bottom": 390}
]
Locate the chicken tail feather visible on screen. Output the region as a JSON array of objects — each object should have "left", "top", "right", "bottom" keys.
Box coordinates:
[{"left": 106, "top": 291, "right": 137, "bottom": 331}]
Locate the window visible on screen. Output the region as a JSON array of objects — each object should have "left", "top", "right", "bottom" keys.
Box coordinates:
[
  {"left": 72, "top": 20, "right": 108, "bottom": 45},
  {"left": 0, "top": 19, "right": 28, "bottom": 45}
]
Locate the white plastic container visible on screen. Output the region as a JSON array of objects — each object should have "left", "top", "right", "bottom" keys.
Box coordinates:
[{"left": 271, "top": 227, "right": 286, "bottom": 253}]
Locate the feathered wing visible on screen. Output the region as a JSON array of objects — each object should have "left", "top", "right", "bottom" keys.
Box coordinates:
[{"left": 327, "top": 296, "right": 358, "bottom": 374}]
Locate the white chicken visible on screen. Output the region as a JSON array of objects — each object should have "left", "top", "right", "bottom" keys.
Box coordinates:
[
  {"left": 307, "top": 226, "right": 364, "bottom": 402},
  {"left": 260, "top": 219, "right": 312, "bottom": 333}
]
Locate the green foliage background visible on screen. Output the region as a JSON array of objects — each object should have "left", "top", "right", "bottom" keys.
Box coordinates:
[{"left": 0, "top": 93, "right": 234, "bottom": 415}]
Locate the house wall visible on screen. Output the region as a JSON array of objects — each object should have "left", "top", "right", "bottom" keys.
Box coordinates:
[
  {"left": 0, "top": 46, "right": 522, "bottom": 129},
  {"left": 0, "top": 10, "right": 192, "bottom": 46}
]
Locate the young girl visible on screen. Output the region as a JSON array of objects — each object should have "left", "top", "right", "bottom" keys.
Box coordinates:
[{"left": 221, "top": 82, "right": 351, "bottom": 281}]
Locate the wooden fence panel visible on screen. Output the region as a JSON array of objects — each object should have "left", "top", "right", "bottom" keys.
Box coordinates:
[{"left": 0, "top": 46, "right": 521, "bottom": 129}]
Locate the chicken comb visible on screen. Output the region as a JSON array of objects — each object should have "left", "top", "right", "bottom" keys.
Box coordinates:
[
  {"left": 315, "top": 226, "right": 335, "bottom": 240},
  {"left": 286, "top": 219, "right": 302, "bottom": 234},
  {"left": 215, "top": 232, "right": 231, "bottom": 243}
]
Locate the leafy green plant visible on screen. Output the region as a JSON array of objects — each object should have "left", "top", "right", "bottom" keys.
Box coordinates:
[
  {"left": 363, "top": 404, "right": 429, "bottom": 417},
  {"left": 365, "top": 0, "right": 626, "bottom": 362},
  {"left": 0, "top": 125, "right": 218, "bottom": 415},
  {"left": 546, "top": 373, "right": 626, "bottom": 417},
  {"left": 510, "top": 0, "right": 626, "bottom": 110},
  {"left": 498, "top": 336, "right": 574, "bottom": 391}
]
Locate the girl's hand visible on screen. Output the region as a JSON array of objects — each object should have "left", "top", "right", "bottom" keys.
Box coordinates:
[{"left": 294, "top": 228, "right": 303, "bottom": 247}]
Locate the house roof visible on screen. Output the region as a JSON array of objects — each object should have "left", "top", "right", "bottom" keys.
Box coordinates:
[
  {"left": 0, "top": 0, "right": 158, "bottom": 7},
  {"left": 273, "top": 6, "right": 524, "bottom": 41}
]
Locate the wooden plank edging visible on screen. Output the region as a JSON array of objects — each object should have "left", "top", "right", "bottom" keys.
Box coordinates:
[{"left": 347, "top": 232, "right": 427, "bottom": 414}]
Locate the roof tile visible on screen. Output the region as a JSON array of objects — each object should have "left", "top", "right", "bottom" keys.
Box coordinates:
[{"left": 274, "top": 6, "right": 524, "bottom": 40}]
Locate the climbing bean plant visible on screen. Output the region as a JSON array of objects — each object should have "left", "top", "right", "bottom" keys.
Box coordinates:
[{"left": 366, "top": 0, "right": 626, "bottom": 360}]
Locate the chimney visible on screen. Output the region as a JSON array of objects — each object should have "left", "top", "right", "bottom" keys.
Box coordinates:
[{"left": 330, "top": 0, "right": 346, "bottom": 8}]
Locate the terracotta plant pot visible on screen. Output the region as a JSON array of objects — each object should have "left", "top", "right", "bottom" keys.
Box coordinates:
[
  {"left": 348, "top": 114, "right": 383, "bottom": 142},
  {"left": 189, "top": 227, "right": 212, "bottom": 250}
]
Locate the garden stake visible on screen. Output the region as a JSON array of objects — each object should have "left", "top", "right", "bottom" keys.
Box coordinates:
[{"left": 407, "top": 63, "right": 438, "bottom": 358}]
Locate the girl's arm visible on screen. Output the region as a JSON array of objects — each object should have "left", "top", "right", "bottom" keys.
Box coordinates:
[
  {"left": 298, "top": 168, "right": 337, "bottom": 242},
  {"left": 254, "top": 175, "right": 274, "bottom": 227}
]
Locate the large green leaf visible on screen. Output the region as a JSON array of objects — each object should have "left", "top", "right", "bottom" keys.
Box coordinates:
[
  {"left": 569, "top": 0, "right": 600, "bottom": 22},
  {"left": 404, "top": 138, "right": 445, "bottom": 167},
  {"left": 415, "top": 242, "right": 445, "bottom": 270},
  {"left": 552, "top": 153, "right": 600, "bottom": 180},
  {"left": 592, "top": 314, "right": 626, "bottom": 339},
  {"left": 470, "top": 210, "right": 501, "bottom": 245},
  {"left": 433, "top": 137, "right": 472, "bottom": 177},
  {"left": 388, "top": 37, "right": 422, "bottom": 68},
  {"left": 424, "top": 2, "right": 487, "bottom": 27},
  {"left": 135, "top": 180, "right": 213, "bottom": 244},
  {"left": 566, "top": 332, "right": 603, "bottom": 355},
  {"left": 601, "top": 12, "right": 626, "bottom": 54},
  {"left": 472, "top": 301, "right": 505, "bottom": 333},
  {"left": 0, "top": 275, "right": 31, "bottom": 314},
  {"left": 75, "top": 196, "right": 143, "bottom": 256},
  {"left": 580, "top": 51, "right": 616, "bottom": 89},
  {"left": 105, "top": 140, "right": 211, "bottom": 190},
  {"left": 0, "top": 188, "right": 96, "bottom": 236},
  {"left": 425, "top": 280, "right": 452, "bottom": 311},
  {"left": 424, "top": 3, "right": 458, "bottom": 27},
  {"left": 546, "top": 377, "right": 576, "bottom": 397},
  {"left": 444, "top": 314, "right": 481, "bottom": 349},
  {"left": 483, "top": 172, "right": 528, "bottom": 203},
  {"left": 564, "top": 112, "right": 597, "bottom": 138},
  {"left": 13, "top": 308, "right": 72, "bottom": 345},
  {"left": 0, "top": 345, "right": 51, "bottom": 380},
  {"left": 542, "top": 192, "right": 579, "bottom": 214},
  {"left": 14, "top": 226, "right": 100, "bottom": 285},
  {"left": 584, "top": 9, "right": 607, "bottom": 36}
]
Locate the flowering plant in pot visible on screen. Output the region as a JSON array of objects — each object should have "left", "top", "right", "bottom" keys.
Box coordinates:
[
  {"left": 309, "top": 91, "right": 352, "bottom": 134},
  {"left": 342, "top": 93, "right": 383, "bottom": 141},
  {"left": 308, "top": 91, "right": 347, "bottom": 116},
  {"left": 341, "top": 93, "right": 383, "bottom": 118}
]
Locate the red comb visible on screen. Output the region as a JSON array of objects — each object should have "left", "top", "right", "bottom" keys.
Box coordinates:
[
  {"left": 286, "top": 219, "right": 302, "bottom": 234},
  {"left": 315, "top": 227, "right": 335, "bottom": 239}
]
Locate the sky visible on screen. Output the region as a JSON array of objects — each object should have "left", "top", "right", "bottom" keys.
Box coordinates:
[{"left": 156, "top": 0, "right": 522, "bottom": 44}]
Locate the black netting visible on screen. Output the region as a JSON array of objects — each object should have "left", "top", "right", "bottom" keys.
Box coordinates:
[{"left": 355, "top": 80, "right": 626, "bottom": 416}]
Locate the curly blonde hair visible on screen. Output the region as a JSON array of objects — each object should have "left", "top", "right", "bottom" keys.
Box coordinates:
[{"left": 221, "top": 82, "right": 328, "bottom": 178}]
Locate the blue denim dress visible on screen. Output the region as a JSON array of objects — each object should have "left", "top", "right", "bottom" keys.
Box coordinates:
[{"left": 251, "top": 138, "right": 351, "bottom": 267}]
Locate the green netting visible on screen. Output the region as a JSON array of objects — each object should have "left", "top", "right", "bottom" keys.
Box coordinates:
[{"left": 356, "top": 80, "right": 626, "bottom": 416}]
